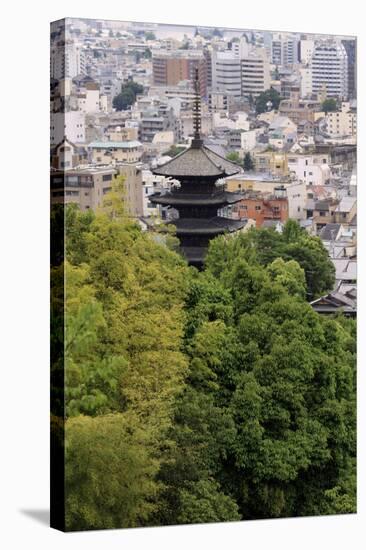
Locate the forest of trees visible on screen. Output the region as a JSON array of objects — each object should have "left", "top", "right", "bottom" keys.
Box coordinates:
[{"left": 51, "top": 178, "right": 356, "bottom": 531}]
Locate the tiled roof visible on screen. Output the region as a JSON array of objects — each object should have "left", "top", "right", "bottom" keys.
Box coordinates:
[
  {"left": 149, "top": 191, "right": 243, "bottom": 207},
  {"left": 169, "top": 216, "right": 247, "bottom": 235},
  {"left": 152, "top": 144, "right": 241, "bottom": 178},
  {"left": 319, "top": 223, "right": 342, "bottom": 241}
]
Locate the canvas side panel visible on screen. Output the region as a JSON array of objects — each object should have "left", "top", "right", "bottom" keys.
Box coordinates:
[{"left": 50, "top": 17, "right": 66, "bottom": 532}]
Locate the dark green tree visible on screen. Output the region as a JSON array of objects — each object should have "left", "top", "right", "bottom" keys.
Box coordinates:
[
  {"left": 112, "top": 80, "right": 144, "bottom": 111},
  {"left": 255, "top": 88, "right": 281, "bottom": 114},
  {"left": 321, "top": 98, "right": 338, "bottom": 113},
  {"left": 243, "top": 152, "right": 254, "bottom": 171}
]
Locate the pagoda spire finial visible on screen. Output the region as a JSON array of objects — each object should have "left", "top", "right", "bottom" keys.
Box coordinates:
[{"left": 192, "top": 67, "right": 202, "bottom": 148}]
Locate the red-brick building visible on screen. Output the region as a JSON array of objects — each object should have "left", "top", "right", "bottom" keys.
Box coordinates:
[{"left": 232, "top": 190, "right": 289, "bottom": 227}]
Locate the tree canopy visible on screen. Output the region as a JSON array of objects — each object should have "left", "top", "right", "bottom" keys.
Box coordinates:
[
  {"left": 112, "top": 81, "right": 144, "bottom": 111},
  {"left": 57, "top": 185, "right": 356, "bottom": 530},
  {"left": 322, "top": 98, "right": 338, "bottom": 113},
  {"left": 243, "top": 152, "right": 254, "bottom": 171},
  {"left": 255, "top": 88, "right": 282, "bottom": 114}
]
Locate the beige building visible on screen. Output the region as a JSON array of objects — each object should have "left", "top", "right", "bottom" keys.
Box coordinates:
[
  {"left": 254, "top": 151, "right": 290, "bottom": 176},
  {"left": 88, "top": 141, "right": 142, "bottom": 165},
  {"left": 334, "top": 196, "right": 357, "bottom": 224},
  {"left": 279, "top": 89, "right": 320, "bottom": 125},
  {"left": 105, "top": 126, "right": 139, "bottom": 141},
  {"left": 241, "top": 49, "right": 271, "bottom": 98},
  {"left": 51, "top": 163, "right": 144, "bottom": 218},
  {"left": 325, "top": 102, "right": 357, "bottom": 138},
  {"left": 225, "top": 174, "right": 291, "bottom": 194},
  {"left": 51, "top": 167, "right": 117, "bottom": 211},
  {"left": 117, "top": 163, "right": 144, "bottom": 218}
]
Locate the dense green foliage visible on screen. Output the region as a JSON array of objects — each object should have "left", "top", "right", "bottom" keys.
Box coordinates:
[
  {"left": 60, "top": 182, "right": 356, "bottom": 530},
  {"left": 321, "top": 98, "right": 338, "bottom": 113},
  {"left": 205, "top": 220, "right": 335, "bottom": 300},
  {"left": 112, "top": 81, "right": 144, "bottom": 111},
  {"left": 255, "top": 88, "right": 282, "bottom": 114},
  {"left": 226, "top": 151, "right": 241, "bottom": 163},
  {"left": 158, "top": 243, "right": 356, "bottom": 522}
]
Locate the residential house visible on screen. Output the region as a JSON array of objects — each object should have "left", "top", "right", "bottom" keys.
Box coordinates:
[{"left": 88, "top": 140, "right": 142, "bottom": 164}]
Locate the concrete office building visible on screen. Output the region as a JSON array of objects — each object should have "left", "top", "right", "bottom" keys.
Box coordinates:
[
  {"left": 311, "top": 41, "right": 348, "bottom": 99},
  {"left": 241, "top": 49, "right": 271, "bottom": 98}
]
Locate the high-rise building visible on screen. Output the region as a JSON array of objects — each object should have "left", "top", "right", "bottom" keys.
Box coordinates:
[
  {"left": 241, "top": 49, "right": 271, "bottom": 98},
  {"left": 152, "top": 49, "right": 208, "bottom": 97},
  {"left": 311, "top": 41, "right": 348, "bottom": 99},
  {"left": 50, "top": 41, "right": 86, "bottom": 80},
  {"left": 271, "top": 33, "right": 299, "bottom": 66},
  {"left": 211, "top": 50, "right": 242, "bottom": 98}
]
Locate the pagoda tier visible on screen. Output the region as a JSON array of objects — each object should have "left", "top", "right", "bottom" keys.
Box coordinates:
[
  {"left": 149, "top": 190, "right": 244, "bottom": 208},
  {"left": 171, "top": 217, "right": 246, "bottom": 236},
  {"left": 150, "top": 67, "right": 246, "bottom": 268},
  {"left": 152, "top": 143, "right": 241, "bottom": 179}
]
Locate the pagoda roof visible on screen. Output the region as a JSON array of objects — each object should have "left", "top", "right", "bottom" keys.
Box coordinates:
[
  {"left": 152, "top": 144, "right": 242, "bottom": 178},
  {"left": 149, "top": 191, "right": 244, "bottom": 207},
  {"left": 169, "top": 216, "right": 247, "bottom": 236}
]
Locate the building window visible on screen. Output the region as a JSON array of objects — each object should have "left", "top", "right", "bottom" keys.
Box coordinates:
[{"left": 255, "top": 205, "right": 261, "bottom": 211}]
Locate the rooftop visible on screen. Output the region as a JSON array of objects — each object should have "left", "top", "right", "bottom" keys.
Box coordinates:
[
  {"left": 153, "top": 144, "right": 242, "bottom": 178},
  {"left": 88, "top": 140, "right": 142, "bottom": 149},
  {"left": 319, "top": 223, "right": 342, "bottom": 241}
]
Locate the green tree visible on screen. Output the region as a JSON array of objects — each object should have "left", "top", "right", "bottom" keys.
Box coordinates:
[
  {"left": 226, "top": 151, "right": 241, "bottom": 163},
  {"left": 145, "top": 31, "right": 156, "bottom": 40},
  {"left": 321, "top": 98, "right": 338, "bottom": 113},
  {"left": 243, "top": 152, "right": 254, "bottom": 171},
  {"left": 65, "top": 414, "right": 160, "bottom": 530},
  {"left": 112, "top": 80, "right": 144, "bottom": 111},
  {"left": 63, "top": 180, "right": 191, "bottom": 530},
  {"left": 204, "top": 222, "right": 335, "bottom": 299},
  {"left": 255, "top": 88, "right": 281, "bottom": 114}
]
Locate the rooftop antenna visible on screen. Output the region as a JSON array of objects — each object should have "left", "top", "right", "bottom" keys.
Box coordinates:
[{"left": 192, "top": 67, "right": 202, "bottom": 148}]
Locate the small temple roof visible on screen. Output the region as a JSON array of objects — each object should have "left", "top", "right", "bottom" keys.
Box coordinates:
[{"left": 152, "top": 145, "right": 242, "bottom": 178}]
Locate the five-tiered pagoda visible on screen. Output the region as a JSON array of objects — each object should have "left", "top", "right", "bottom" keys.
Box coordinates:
[{"left": 150, "top": 69, "right": 247, "bottom": 268}]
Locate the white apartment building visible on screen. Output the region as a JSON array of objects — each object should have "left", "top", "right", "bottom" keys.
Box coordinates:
[
  {"left": 311, "top": 41, "right": 348, "bottom": 99},
  {"left": 325, "top": 102, "right": 357, "bottom": 137},
  {"left": 299, "top": 40, "right": 315, "bottom": 64},
  {"left": 50, "top": 111, "right": 86, "bottom": 145},
  {"left": 211, "top": 50, "right": 242, "bottom": 97},
  {"left": 77, "top": 87, "right": 108, "bottom": 114},
  {"left": 240, "top": 129, "right": 259, "bottom": 152},
  {"left": 271, "top": 33, "right": 299, "bottom": 66},
  {"left": 286, "top": 181, "right": 307, "bottom": 220},
  {"left": 287, "top": 154, "right": 330, "bottom": 186},
  {"left": 241, "top": 49, "right": 271, "bottom": 98},
  {"left": 300, "top": 68, "right": 312, "bottom": 98},
  {"left": 50, "top": 42, "right": 86, "bottom": 80}
]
